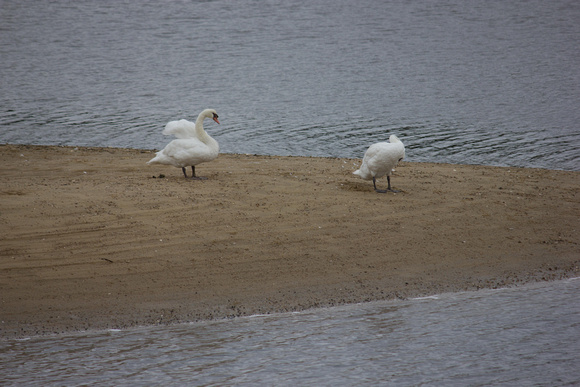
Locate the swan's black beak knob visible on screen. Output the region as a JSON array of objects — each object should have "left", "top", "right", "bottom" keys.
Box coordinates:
[{"left": 213, "top": 113, "right": 220, "bottom": 124}]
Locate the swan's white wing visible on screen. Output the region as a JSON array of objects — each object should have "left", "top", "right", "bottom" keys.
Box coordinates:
[
  {"left": 150, "top": 139, "right": 217, "bottom": 167},
  {"left": 162, "top": 119, "right": 198, "bottom": 139},
  {"left": 364, "top": 143, "right": 394, "bottom": 178},
  {"left": 354, "top": 143, "right": 385, "bottom": 179}
]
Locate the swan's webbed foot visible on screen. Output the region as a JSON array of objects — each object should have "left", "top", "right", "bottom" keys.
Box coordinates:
[
  {"left": 182, "top": 166, "right": 208, "bottom": 180},
  {"left": 373, "top": 176, "right": 400, "bottom": 193},
  {"left": 373, "top": 177, "right": 388, "bottom": 193},
  {"left": 385, "top": 176, "right": 400, "bottom": 193}
]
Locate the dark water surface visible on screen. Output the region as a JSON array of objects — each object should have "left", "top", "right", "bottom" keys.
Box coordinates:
[
  {"left": 1, "top": 0, "right": 579, "bottom": 170},
  {"left": 1, "top": 279, "right": 579, "bottom": 386}
]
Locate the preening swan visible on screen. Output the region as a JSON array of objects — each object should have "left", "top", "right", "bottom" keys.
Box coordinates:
[
  {"left": 147, "top": 109, "right": 220, "bottom": 179},
  {"left": 353, "top": 135, "right": 405, "bottom": 193}
]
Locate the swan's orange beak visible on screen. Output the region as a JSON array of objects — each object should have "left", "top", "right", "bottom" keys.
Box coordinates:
[{"left": 213, "top": 117, "right": 220, "bottom": 124}]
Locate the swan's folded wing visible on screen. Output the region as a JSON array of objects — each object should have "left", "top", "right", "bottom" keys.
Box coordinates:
[
  {"left": 362, "top": 142, "right": 388, "bottom": 162},
  {"left": 162, "top": 119, "right": 197, "bottom": 139},
  {"left": 364, "top": 142, "right": 400, "bottom": 178},
  {"left": 165, "top": 139, "right": 217, "bottom": 164}
]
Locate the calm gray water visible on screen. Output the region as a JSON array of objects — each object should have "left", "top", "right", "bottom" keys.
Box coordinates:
[
  {"left": 1, "top": 0, "right": 579, "bottom": 170},
  {"left": 1, "top": 278, "right": 579, "bottom": 386}
]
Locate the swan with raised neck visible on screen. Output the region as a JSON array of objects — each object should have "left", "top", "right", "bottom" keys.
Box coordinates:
[{"left": 148, "top": 109, "right": 220, "bottom": 179}]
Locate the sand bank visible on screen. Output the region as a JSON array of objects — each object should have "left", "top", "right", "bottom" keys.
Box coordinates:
[{"left": 1, "top": 145, "right": 578, "bottom": 339}]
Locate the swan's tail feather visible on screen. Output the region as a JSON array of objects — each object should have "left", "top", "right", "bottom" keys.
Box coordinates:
[
  {"left": 353, "top": 167, "right": 372, "bottom": 180},
  {"left": 147, "top": 152, "right": 162, "bottom": 165}
]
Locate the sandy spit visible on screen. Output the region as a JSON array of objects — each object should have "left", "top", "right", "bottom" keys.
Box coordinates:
[{"left": 1, "top": 144, "right": 578, "bottom": 339}]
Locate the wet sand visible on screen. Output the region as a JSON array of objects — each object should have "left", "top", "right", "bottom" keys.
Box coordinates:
[{"left": 1, "top": 144, "right": 578, "bottom": 339}]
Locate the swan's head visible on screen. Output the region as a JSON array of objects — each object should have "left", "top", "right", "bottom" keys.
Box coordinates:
[{"left": 201, "top": 109, "right": 220, "bottom": 124}]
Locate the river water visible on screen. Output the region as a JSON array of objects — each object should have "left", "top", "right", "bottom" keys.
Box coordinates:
[
  {"left": 1, "top": 0, "right": 579, "bottom": 170},
  {"left": 1, "top": 279, "right": 579, "bottom": 386},
  {"left": 1, "top": 0, "right": 579, "bottom": 385}
]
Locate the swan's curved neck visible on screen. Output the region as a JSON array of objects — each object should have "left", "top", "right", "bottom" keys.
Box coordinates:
[
  {"left": 194, "top": 113, "right": 217, "bottom": 148},
  {"left": 194, "top": 113, "right": 209, "bottom": 139},
  {"left": 195, "top": 112, "right": 206, "bottom": 130}
]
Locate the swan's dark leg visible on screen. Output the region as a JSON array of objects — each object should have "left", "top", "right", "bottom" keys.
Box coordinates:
[
  {"left": 182, "top": 167, "right": 188, "bottom": 178},
  {"left": 190, "top": 166, "right": 207, "bottom": 180},
  {"left": 373, "top": 177, "right": 387, "bottom": 193},
  {"left": 374, "top": 176, "right": 400, "bottom": 193},
  {"left": 386, "top": 176, "right": 400, "bottom": 193}
]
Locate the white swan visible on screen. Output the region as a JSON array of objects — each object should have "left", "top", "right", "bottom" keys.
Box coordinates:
[
  {"left": 353, "top": 135, "right": 405, "bottom": 193},
  {"left": 147, "top": 109, "right": 220, "bottom": 179}
]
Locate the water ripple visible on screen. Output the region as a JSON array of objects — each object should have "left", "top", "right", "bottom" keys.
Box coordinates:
[
  {"left": 1, "top": 0, "right": 579, "bottom": 171},
  {"left": 2, "top": 280, "right": 579, "bottom": 386}
]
